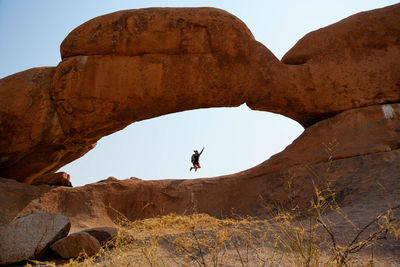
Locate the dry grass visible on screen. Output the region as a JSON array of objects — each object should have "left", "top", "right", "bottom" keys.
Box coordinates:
[
  {"left": 27, "top": 183, "right": 400, "bottom": 267},
  {"left": 24, "top": 140, "right": 400, "bottom": 266}
]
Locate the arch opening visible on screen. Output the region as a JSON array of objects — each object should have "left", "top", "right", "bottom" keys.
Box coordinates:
[{"left": 59, "top": 104, "right": 304, "bottom": 186}]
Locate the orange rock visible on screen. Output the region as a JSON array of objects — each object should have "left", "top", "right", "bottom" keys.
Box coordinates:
[
  {"left": 31, "top": 172, "right": 72, "bottom": 186},
  {"left": 52, "top": 7, "right": 280, "bottom": 139},
  {"left": 0, "top": 68, "right": 62, "bottom": 183},
  {"left": 2, "top": 104, "right": 398, "bottom": 232},
  {"left": 281, "top": 4, "right": 400, "bottom": 123},
  {"left": 56, "top": 5, "right": 400, "bottom": 128},
  {"left": 0, "top": 178, "right": 53, "bottom": 226},
  {"left": 61, "top": 7, "right": 255, "bottom": 59},
  {"left": 0, "top": 68, "right": 96, "bottom": 183},
  {"left": 0, "top": 5, "right": 399, "bottom": 185},
  {"left": 2, "top": 149, "right": 399, "bottom": 233},
  {"left": 254, "top": 103, "right": 400, "bottom": 175},
  {"left": 50, "top": 232, "right": 100, "bottom": 258}
]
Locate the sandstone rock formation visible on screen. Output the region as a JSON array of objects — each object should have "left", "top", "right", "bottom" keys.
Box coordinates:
[
  {"left": 0, "top": 101, "right": 398, "bottom": 231},
  {"left": 0, "top": 177, "right": 54, "bottom": 226},
  {"left": 0, "top": 4, "right": 398, "bottom": 183},
  {"left": 253, "top": 103, "right": 400, "bottom": 175},
  {"left": 1, "top": 148, "right": 399, "bottom": 233},
  {"left": 50, "top": 232, "right": 100, "bottom": 258},
  {"left": 281, "top": 4, "right": 400, "bottom": 123},
  {"left": 0, "top": 104, "right": 400, "bottom": 228},
  {"left": 0, "top": 4, "right": 399, "bottom": 263},
  {"left": 0, "top": 212, "right": 70, "bottom": 265},
  {"left": 0, "top": 68, "right": 60, "bottom": 183},
  {"left": 0, "top": 68, "right": 96, "bottom": 183}
]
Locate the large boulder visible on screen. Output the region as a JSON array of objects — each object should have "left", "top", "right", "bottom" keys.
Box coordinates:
[
  {"left": 281, "top": 3, "right": 400, "bottom": 124},
  {"left": 50, "top": 232, "right": 100, "bottom": 258},
  {"left": 0, "top": 212, "right": 70, "bottom": 265},
  {"left": 60, "top": 7, "right": 255, "bottom": 59}
]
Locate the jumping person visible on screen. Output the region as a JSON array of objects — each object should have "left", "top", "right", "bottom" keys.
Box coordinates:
[{"left": 190, "top": 147, "right": 204, "bottom": 172}]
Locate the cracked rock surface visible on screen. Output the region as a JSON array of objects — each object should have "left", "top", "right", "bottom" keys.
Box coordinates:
[{"left": 0, "top": 212, "right": 70, "bottom": 265}]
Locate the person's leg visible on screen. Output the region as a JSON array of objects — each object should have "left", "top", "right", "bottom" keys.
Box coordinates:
[{"left": 194, "top": 163, "right": 200, "bottom": 171}]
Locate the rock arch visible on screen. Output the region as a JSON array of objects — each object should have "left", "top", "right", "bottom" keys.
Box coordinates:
[{"left": 0, "top": 5, "right": 399, "bottom": 186}]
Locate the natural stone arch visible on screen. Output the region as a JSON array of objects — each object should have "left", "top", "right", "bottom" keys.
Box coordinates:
[
  {"left": 59, "top": 104, "right": 305, "bottom": 184},
  {"left": 0, "top": 5, "right": 399, "bottom": 184}
]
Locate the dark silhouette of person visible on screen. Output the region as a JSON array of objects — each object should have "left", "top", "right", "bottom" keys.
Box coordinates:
[{"left": 190, "top": 147, "right": 204, "bottom": 172}]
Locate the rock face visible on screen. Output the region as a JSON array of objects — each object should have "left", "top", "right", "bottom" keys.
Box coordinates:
[
  {"left": 0, "top": 178, "right": 53, "bottom": 226},
  {"left": 0, "top": 68, "right": 61, "bottom": 183},
  {"left": 0, "top": 212, "right": 70, "bottom": 265},
  {"left": 281, "top": 4, "right": 400, "bottom": 123},
  {"left": 0, "top": 5, "right": 399, "bottom": 183},
  {"left": 0, "top": 68, "right": 96, "bottom": 183},
  {"left": 50, "top": 232, "right": 100, "bottom": 258},
  {"left": 254, "top": 103, "right": 400, "bottom": 175}
]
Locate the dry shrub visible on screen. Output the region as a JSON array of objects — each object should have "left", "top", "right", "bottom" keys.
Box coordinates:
[{"left": 29, "top": 182, "right": 399, "bottom": 267}]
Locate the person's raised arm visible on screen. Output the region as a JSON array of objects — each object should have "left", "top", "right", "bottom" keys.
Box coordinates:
[{"left": 199, "top": 147, "right": 205, "bottom": 155}]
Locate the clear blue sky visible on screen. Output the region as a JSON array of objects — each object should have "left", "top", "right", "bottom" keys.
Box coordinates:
[{"left": 0, "top": 0, "right": 397, "bottom": 186}]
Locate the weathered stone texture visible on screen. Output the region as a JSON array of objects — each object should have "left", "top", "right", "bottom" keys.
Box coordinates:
[
  {"left": 0, "top": 212, "right": 70, "bottom": 264},
  {"left": 50, "top": 232, "right": 100, "bottom": 258}
]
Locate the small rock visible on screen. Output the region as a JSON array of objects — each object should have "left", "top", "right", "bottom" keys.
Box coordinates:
[
  {"left": 0, "top": 212, "right": 70, "bottom": 265},
  {"left": 50, "top": 232, "right": 100, "bottom": 258},
  {"left": 31, "top": 172, "right": 72, "bottom": 187},
  {"left": 83, "top": 226, "right": 118, "bottom": 245}
]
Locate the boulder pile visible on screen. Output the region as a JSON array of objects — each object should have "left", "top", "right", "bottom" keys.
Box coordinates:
[{"left": 0, "top": 212, "right": 117, "bottom": 264}]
